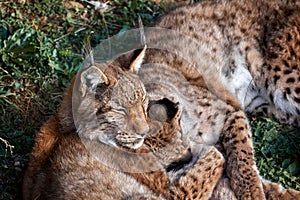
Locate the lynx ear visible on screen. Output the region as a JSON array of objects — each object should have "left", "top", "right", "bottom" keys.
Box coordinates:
[
  {"left": 80, "top": 65, "right": 109, "bottom": 97},
  {"left": 129, "top": 45, "right": 147, "bottom": 73}
]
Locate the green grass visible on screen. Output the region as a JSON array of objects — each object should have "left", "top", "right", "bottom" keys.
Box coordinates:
[
  {"left": 251, "top": 117, "right": 300, "bottom": 190},
  {"left": 0, "top": 0, "right": 299, "bottom": 199}
]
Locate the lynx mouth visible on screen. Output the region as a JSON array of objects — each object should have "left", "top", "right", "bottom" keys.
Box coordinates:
[{"left": 115, "top": 133, "right": 144, "bottom": 149}]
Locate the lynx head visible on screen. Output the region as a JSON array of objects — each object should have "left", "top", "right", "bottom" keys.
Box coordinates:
[{"left": 73, "top": 46, "right": 150, "bottom": 149}]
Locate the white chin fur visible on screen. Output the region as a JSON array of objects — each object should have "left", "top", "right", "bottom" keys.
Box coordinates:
[{"left": 124, "top": 138, "right": 144, "bottom": 149}]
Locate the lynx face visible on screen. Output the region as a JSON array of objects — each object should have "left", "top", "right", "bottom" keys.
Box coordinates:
[
  {"left": 73, "top": 48, "right": 151, "bottom": 149},
  {"left": 100, "top": 71, "right": 149, "bottom": 149}
]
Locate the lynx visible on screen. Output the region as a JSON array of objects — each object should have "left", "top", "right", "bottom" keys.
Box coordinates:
[
  {"left": 23, "top": 47, "right": 300, "bottom": 199},
  {"left": 23, "top": 48, "right": 226, "bottom": 200}
]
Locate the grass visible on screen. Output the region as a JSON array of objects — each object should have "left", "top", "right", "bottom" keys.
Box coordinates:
[
  {"left": 0, "top": 0, "right": 299, "bottom": 199},
  {"left": 251, "top": 117, "right": 300, "bottom": 190}
]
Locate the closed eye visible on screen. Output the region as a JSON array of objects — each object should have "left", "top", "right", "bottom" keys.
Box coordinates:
[{"left": 114, "top": 108, "right": 127, "bottom": 115}]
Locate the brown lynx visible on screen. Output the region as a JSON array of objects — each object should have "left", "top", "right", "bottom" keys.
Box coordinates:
[
  {"left": 23, "top": 49, "right": 226, "bottom": 199},
  {"left": 23, "top": 48, "right": 300, "bottom": 199},
  {"left": 23, "top": 50, "right": 300, "bottom": 199}
]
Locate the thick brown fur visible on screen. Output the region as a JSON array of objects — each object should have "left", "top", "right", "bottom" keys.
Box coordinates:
[{"left": 23, "top": 55, "right": 225, "bottom": 199}]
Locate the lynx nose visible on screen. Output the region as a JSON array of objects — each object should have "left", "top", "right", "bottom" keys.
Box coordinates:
[
  {"left": 128, "top": 105, "right": 149, "bottom": 135},
  {"left": 128, "top": 117, "right": 149, "bottom": 135}
]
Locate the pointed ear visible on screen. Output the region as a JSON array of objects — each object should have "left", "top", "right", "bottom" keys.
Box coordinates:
[
  {"left": 129, "top": 45, "right": 147, "bottom": 73},
  {"left": 80, "top": 65, "right": 109, "bottom": 97},
  {"left": 138, "top": 16, "right": 146, "bottom": 46}
]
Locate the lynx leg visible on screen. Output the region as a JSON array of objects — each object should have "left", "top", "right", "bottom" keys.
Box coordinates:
[
  {"left": 210, "top": 177, "right": 300, "bottom": 200},
  {"left": 169, "top": 146, "right": 224, "bottom": 200},
  {"left": 250, "top": 103, "right": 300, "bottom": 127},
  {"left": 129, "top": 169, "right": 170, "bottom": 199},
  {"left": 221, "top": 110, "right": 266, "bottom": 200},
  {"left": 210, "top": 177, "right": 237, "bottom": 200},
  {"left": 262, "top": 180, "right": 300, "bottom": 200},
  {"left": 262, "top": 10, "right": 300, "bottom": 126}
]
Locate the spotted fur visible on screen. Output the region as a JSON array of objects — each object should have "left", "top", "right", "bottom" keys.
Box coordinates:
[
  {"left": 23, "top": 0, "right": 300, "bottom": 199},
  {"left": 22, "top": 51, "right": 225, "bottom": 200},
  {"left": 145, "top": 0, "right": 300, "bottom": 126}
]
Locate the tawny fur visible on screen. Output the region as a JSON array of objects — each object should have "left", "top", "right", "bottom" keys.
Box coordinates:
[
  {"left": 23, "top": 0, "right": 300, "bottom": 199},
  {"left": 23, "top": 51, "right": 226, "bottom": 199}
]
